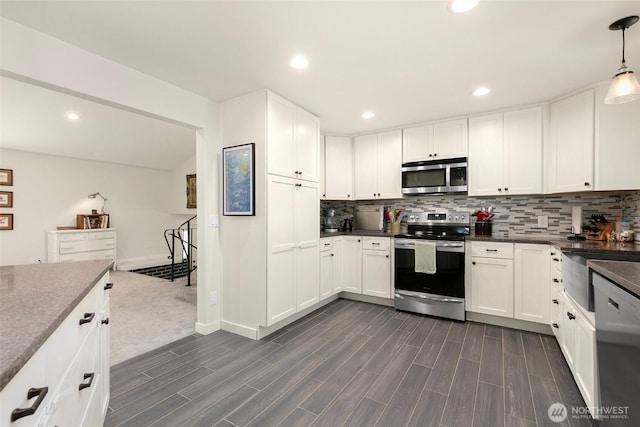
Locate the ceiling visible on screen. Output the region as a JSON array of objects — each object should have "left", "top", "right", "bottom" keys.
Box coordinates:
[
  {"left": 1, "top": 1, "right": 639, "bottom": 137},
  {"left": 0, "top": 77, "right": 196, "bottom": 170}
]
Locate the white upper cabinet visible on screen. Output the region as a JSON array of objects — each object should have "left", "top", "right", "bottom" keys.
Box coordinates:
[
  {"left": 323, "top": 136, "right": 354, "bottom": 200},
  {"left": 354, "top": 130, "right": 402, "bottom": 200},
  {"left": 433, "top": 118, "right": 469, "bottom": 159},
  {"left": 594, "top": 82, "right": 640, "bottom": 191},
  {"left": 503, "top": 107, "right": 543, "bottom": 195},
  {"left": 469, "top": 108, "right": 542, "bottom": 197},
  {"left": 402, "top": 118, "right": 468, "bottom": 163},
  {"left": 267, "top": 93, "right": 319, "bottom": 183},
  {"left": 469, "top": 114, "right": 504, "bottom": 196},
  {"left": 546, "top": 89, "right": 594, "bottom": 193}
]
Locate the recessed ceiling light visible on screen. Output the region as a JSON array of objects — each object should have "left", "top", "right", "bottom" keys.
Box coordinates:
[
  {"left": 448, "top": 0, "right": 479, "bottom": 13},
  {"left": 362, "top": 111, "right": 375, "bottom": 119},
  {"left": 471, "top": 87, "right": 491, "bottom": 97},
  {"left": 290, "top": 55, "right": 309, "bottom": 70},
  {"left": 66, "top": 112, "right": 80, "bottom": 121}
]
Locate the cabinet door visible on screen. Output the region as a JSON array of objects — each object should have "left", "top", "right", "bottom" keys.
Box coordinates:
[
  {"left": 296, "top": 108, "right": 320, "bottom": 183},
  {"left": 342, "top": 236, "right": 363, "bottom": 293},
  {"left": 332, "top": 237, "right": 344, "bottom": 293},
  {"left": 267, "top": 176, "right": 297, "bottom": 325},
  {"left": 376, "top": 129, "right": 403, "bottom": 199},
  {"left": 295, "top": 182, "right": 319, "bottom": 311},
  {"left": 560, "top": 296, "right": 577, "bottom": 370},
  {"left": 267, "top": 94, "right": 297, "bottom": 179},
  {"left": 470, "top": 257, "right": 514, "bottom": 318},
  {"left": 402, "top": 124, "right": 433, "bottom": 163},
  {"left": 324, "top": 136, "right": 353, "bottom": 200},
  {"left": 514, "top": 244, "right": 550, "bottom": 324},
  {"left": 320, "top": 250, "right": 334, "bottom": 300},
  {"left": 362, "top": 249, "right": 391, "bottom": 298},
  {"left": 354, "top": 134, "right": 379, "bottom": 199},
  {"left": 503, "top": 107, "right": 543, "bottom": 195},
  {"left": 575, "top": 313, "right": 597, "bottom": 409},
  {"left": 547, "top": 89, "right": 594, "bottom": 193},
  {"left": 595, "top": 82, "right": 640, "bottom": 191},
  {"left": 433, "top": 118, "right": 468, "bottom": 159},
  {"left": 468, "top": 114, "right": 504, "bottom": 196}
]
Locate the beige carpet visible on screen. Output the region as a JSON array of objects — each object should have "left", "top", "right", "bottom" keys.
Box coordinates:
[{"left": 109, "top": 270, "right": 197, "bottom": 365}]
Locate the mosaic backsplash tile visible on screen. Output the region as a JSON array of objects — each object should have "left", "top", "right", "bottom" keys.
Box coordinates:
[{"left": 322, "top": 191, "right": 640, "bottom": 241}]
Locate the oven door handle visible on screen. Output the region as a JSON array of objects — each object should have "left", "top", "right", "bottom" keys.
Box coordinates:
[{"left": 394, "top": 290, "right": 464, "bottom": 304}]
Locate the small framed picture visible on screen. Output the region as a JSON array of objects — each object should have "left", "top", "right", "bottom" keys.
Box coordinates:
[
  {"left": 0, "top": 214, "right": 13, "bottom": 230},
  {"left": 0, "top": 191, "right": 12, "bottom": 208},
  {"left": 186, "top": 174, "right": 197, "bottom": 209},
  {"left": 0, "top": 169, "right": 13, "bottom": 186}
]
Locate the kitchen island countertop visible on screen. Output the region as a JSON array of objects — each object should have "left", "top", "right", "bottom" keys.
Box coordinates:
[
  {"left": 320, "top": 229, "right": 394, "bottom": 238},
  {"left": 467, "top": 235, "right": 640, "bottom": 256},
  {"left": 0, "top": 260, "right": 113, "bottom": 392},
  {"left": 588, "top": 260, "right": 640, "bottom": 299}
]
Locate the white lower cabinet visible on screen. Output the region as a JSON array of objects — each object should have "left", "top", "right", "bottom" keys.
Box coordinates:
[
  {"left": 0, "top": 273, "right": 111, "bottom": 427},
  {"left": 341, "top": 236, "right": 363, "bottom": 293},
  {"left": 332, "top": 237, "right": 344, "bottom": 294},
  {"left": 469, "top": 242, "right": 550, "bottom": 324},
  {"left": 362, "top": 243, "right": 391, "bottom": 299},
  {"left": 320, "top": 238, "right": 334, "bottom": 300},
  {"left": 470, "top": 256, "right": 514, "bottom": 317},
  {"left": 514, "top": 244, "right": 550, "bottom": 323}
]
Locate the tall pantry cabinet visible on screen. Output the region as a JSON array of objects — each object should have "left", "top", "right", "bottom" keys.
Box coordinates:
[{"left": 221, "top": 90, "right": 320, "bottom": 338}]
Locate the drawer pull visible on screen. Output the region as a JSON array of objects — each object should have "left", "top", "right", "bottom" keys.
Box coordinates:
[
  {"left": 10, "top": 387, "right": 48, "bottom": 422},
  {"left": 79, "top": 373, "right": 95, "bottom": 391},
  {"left": 552, "top": 323, "right": 559, "bottom": 329},
  {"left": 553, "top": 278, "right": 560, "bottom": 283},
  {"left": 552, "top": 258, "right": 560, "bottom": 262},
  {"left": 104, "top": 282, "right": 114, "bottom": 290},
  {"left": 566, "top": 312, "right": 575, "bottom": 320},
  {"left": 101, "top": 317, "right": 110, "bottom": 325},
  {"left": 552, "top": 299, "right": 559, "bottom": 304},
  {"left": 324, "top": 243, "right": 331, "bottom": 246},
  {"left": 79, "top": 312, "right": 95, "bottom": 325},
  {"left": 485, "top": 249, "right": 498, "bottom": 252},
  {"left": 372, "top": 242, "right": 381, "bottom": 245},
  {"left": 472, "top": 261, "right": 476, "bottom": 265}
]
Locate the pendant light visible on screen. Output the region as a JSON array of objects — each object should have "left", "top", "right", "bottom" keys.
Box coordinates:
[{"left": 605, "top": 15, "right": 640, "bottom": 104}]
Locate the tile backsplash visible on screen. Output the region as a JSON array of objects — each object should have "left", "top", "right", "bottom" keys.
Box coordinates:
[{"left": 322, "top": 191, "right": 640, "bottom": 240}]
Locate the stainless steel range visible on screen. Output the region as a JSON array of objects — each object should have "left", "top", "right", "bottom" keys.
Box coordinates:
[{"left": 394, "top": 211, "right": 470, "bottom": 321}]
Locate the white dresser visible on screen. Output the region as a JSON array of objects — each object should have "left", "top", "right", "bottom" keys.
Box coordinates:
[{"left": 47, "top": 229, "right": 117, "bottom": 268}]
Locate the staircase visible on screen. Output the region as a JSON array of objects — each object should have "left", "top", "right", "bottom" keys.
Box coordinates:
[{"left": 164, "top": 215, "right": 197, "bottom": 286}]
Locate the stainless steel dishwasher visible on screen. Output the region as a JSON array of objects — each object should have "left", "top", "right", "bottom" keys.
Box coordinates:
[{"left": 592, "top": 272, "right": 640, "bottom": 426}]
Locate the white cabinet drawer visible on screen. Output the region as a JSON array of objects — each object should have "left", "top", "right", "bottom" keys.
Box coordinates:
[
  {"left": 59, "top": 251, "right": 115, "bottom": 263},
  {"left": 362, "top": 237, "right": 390, "bottom": 251},
  {"left": 58, "top": 233, "right": 89, "bottom": 243},
  {"left": 320, "top": 238, "right": 333, "bottom": 252},
  {"left": 470, "top": 241, "right": 513, "bottom": 259},
  {"left": 59, "top": 239, "right": 115, "bottom": 255},
  {"left": 89, "top": 231, "right": 116, "bottom": 240}
]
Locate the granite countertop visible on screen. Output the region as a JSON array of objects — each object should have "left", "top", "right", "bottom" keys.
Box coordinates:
[
  {"left": 0, "top": 260, "right": 113, "bottom": 392},
  {"left": 467, "top": 234, "right": 640, "bottom": 255},
  {"left": 588, "top": 260, "right": 640, "bottom": 299}
]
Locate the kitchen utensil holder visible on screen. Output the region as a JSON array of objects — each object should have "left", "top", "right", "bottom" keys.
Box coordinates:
[
  {"left": 475, "top": 222, "right": 492, "bottom": 236},
  {"left": 390, "top": 222, "right": 400, "bottom": 235}
]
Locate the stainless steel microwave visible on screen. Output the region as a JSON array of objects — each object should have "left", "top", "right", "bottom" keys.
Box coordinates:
[{"left": 402, "top": 157, "right": 468, "bottom": 195}]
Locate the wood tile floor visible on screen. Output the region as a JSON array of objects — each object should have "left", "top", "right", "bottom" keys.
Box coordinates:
[{"left": 105, "top": 299, "right": 596, "bottom": 427}]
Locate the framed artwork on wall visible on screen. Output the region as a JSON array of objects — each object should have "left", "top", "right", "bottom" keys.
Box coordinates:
[
  {"left": 0, "top": 191, "right": 12, "bottom": 208},
  {"left": 223, "top": 143, "right": 255, "bottom": 216},
  {"left": 0, "top": 169, "right": 13, "bottom": 186},
  {"left": 186, "top": 174, "right": 197, "bottom": 209},
  {"left": 0, "top": 214, "right": 13, "bottom": 230}
]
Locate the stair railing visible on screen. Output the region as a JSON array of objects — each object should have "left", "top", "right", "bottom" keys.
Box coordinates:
[{"left": 163, "top": 215, "right": 197, "bottom": 286}]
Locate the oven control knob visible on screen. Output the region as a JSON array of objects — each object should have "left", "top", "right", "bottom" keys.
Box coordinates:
[
  {"left": 461, "top": 215, "right": 465, "bottom": 220},
  {"left": 448, "top": 215, "right": 452, "bottom": 220}
]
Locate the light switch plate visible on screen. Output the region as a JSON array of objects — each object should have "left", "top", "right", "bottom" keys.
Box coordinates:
[{"left": 209, "top": 214, "right": 219, "bottom": 227}]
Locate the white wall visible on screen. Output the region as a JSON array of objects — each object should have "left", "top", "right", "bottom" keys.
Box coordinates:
[
  {"left": 1, "top": 18, "right": 222, "bottom": 334},
  {"left": 0, "top": 148, "right": 178, "bottom": 267}
]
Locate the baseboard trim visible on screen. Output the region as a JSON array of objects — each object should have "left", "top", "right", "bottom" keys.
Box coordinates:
[
  {"left": 257, "top": 295, "right": 339, "bottom": 339},
  {"left": 466, "top": 312, "right": 553, "bottom": 335},
  {"left": 339, "top": 292, "right": 394, "bottom": 307},
  {"left": 195, "top": 320, "right": 221, "bottom": 335},
  {"left": 221, "top": 320, "right": 258, "bottom": 340}
]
